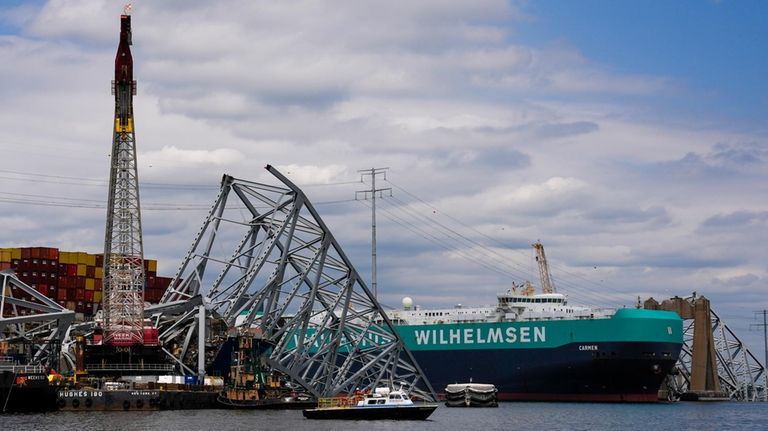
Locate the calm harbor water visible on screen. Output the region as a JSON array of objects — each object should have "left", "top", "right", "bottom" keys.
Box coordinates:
[{"left": 2, "top": 402, "right": 765, "bottom": 431}]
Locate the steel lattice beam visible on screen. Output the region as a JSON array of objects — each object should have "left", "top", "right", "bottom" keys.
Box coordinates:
[
  {"left": 1, "top": 271, "right": 74, "bottom": 369},
  {"left": 665, "top": 295, "right": 767, "bottom": 401},
  {"left": 155, "top": 166, "right": 436, "bottom": 400}
]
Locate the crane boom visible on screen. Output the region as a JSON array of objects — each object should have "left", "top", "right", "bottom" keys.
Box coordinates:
[{"left": 533, "top": 242, "right": 556, "bottom": 294}]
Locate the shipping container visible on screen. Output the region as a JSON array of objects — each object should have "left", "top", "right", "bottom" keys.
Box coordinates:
[
  {"left": 86, "top": 266, "right": 95, "bottom": 278},
  {"left": 147, "top": 260, "right": 158, "bottom": 272},
  {"left": 85, "top": 278, "right": 95, "bottom": 290},
  {"left": 66, "top": 264, "right": 77, "bottom": 277},
  {"left": 85, "top": 290, "right": 94, "bottom": 303},
  {"left": 95, "top": 278, "right": 103, "bottom": 290},
  {"left": 94, "top": 291, "right": 102, "bottom": 303},
  {"left": 11, "top": 248, "right": 21, "bottom": 260},
  {"left": 76, "top": 289, "right": 85, "bottom": 301},
  {"left": 76, "top": 264, "right": 86, "bottom": 277},
  {"left": 56, "top": 289, "right": 67, "bottom": 301},
  {"left": 0, "top": 250, "right": 11, "bottom": 263},
  {"left": 0, "top": 262, "right": 10, "bottom": 271},
  {"left": 76, "top": 276, "right": 85, "bottom": 289},
  {"left": 30, "top": 247, "right": 41, "bottom": 259},
  {"left": 21, "top": 248, "right": 31, "bottom": 259},
  {"left": 95, "top": 267, "right": 103, "bottom": 279}
]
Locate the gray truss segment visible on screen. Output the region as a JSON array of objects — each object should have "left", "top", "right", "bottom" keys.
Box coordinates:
[{"left": 154, "top": 166, "right": 436, "bottom": 400}]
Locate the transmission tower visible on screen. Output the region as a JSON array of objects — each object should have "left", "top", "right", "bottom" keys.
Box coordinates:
[
  {"left": 102, "top": 11, "right": 145, "bottom": 346},
  {"left": 355, "top": 168, "right": 391, "bottom": 299}
]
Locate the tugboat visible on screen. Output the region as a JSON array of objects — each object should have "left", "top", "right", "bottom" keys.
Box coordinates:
[
  {"left": 444, "top": 383, "right": 498, "bottom": 407},
  {"left": 302, "top": 386, "right": 438, "bottom": 420},
  {"left": 216, "top": 331, "right": 315, "bottom": 409}
]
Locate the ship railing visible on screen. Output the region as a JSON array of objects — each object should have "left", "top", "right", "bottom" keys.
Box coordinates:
[
  {"left": 84, "top": 363, "right": 175, "bottom": 372},
  {"left": 0, "top": 356, "right": 45, "bottom": 373}
]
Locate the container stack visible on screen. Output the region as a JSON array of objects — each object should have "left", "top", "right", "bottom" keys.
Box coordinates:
[{"left": 0, "top": 247, "right": 173, "bottom": 316}]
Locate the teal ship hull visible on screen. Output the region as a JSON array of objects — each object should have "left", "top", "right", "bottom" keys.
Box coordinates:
[{"left": 394, "top": 308, "right": 683, "bottom": 402}]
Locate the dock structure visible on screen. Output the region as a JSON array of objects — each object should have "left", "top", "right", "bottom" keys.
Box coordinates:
[
  {"left": 150, "top": 166, "right": 437, "bottom": 401},
  {"left": 646, "top": 295, "right": 767, "bottom": 401}
]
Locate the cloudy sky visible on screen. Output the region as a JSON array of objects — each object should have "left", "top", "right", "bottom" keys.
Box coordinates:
[{"left": 1, "top": 1, "right": 767, "bottom": 350}]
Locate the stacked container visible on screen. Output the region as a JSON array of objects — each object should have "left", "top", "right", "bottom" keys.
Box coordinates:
[{"left": 0, "top": 247, "right": 173, "bottom": 316}]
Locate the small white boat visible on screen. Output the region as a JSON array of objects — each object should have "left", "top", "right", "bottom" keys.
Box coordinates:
[
  {"left": 303, "top": 387, "right": 438, "bottom": 420},
  {"left": 444, "top": 383, "right": 498, "bottom": 407}
]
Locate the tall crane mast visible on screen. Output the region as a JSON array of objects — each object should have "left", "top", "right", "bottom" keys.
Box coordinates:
[
  {"left": 102, "top": 10, "right": 145, "bottom": 346},
  {"left": 533, "top": 241, "right": 556, "bottom": 294}
]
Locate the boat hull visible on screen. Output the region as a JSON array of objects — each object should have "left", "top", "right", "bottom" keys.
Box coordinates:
[
  {"left": 57, "top": 388, "right": 219, "bottom": 411},
  {"left": 303, "top": 404, "right": 438, "bottom": 420},
  {"left": 1, "top": 371, "right": 57, "bottom": 413},
  {"left": 395, "top": 309, "right": 683, "bottom": 402}
]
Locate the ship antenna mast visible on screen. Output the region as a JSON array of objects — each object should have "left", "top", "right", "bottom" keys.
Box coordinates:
[{"left": 533, "top": 241, "right": 556, "bottom": 294}]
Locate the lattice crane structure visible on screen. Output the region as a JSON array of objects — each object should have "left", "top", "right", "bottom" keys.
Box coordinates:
[
  {"left": 102, "top": 11, "right": 145, "bottom": 346},
  {"left": 152, "top": 166, "right": 436, "bottom": 400}
]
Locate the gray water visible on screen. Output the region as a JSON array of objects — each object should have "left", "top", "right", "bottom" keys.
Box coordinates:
[{"left": 2, "top": 402, "right": 765, "bottom": 431}]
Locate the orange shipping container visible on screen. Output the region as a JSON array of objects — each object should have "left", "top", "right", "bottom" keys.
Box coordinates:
[
  {"left": 94, "top": 291, "right": 102, "bottom": 303},
  {"left": 95, "top": 267, "right": 103, "bottom": 279}
]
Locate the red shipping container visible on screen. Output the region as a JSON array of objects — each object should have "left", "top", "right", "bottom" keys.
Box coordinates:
[
  {"left": 95, "top": 254, "right": 104, "bottom": 267},
  {"left": 56, "top": 289, "right": 67, "bottom": 301},
  {"left": 21, "top": 248, "right": 31, "bottom": 259},
  {"left": 48, "top": 248, "right": 58, "bottom": 260},
  {"left": 66, "top": 289, "right": 76, "bottom": 301},
  {"left": 85, "top": 290, "right": 94, "bottom": 302},
  {"left": 95, "top": 279, "right": 102, "bottom": 290},
  {"left": 86, "top": 266, "right": 95, "bottom": 278},
  {"left": 76, "top": 288, "right": 85, "bottom": 301},
  {"left": 37, "top": 284, "right": 47, "bottom": 295},
  {"left": 0, "top": 262, "right": 10, "bottom": 271},
  {"left": 30, "top": 248, "right": 41, "bottom": 259},
  {"left": 67, "top": 264, "right": 77, "bottom": 277},
  {"left": 76, "top": 277, "right": 85, "bottom": 289}
]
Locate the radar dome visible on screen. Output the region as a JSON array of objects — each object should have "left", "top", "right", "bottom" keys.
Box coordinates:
[{"left": 402, "top": 297, "right": 413, "bottom": 310}]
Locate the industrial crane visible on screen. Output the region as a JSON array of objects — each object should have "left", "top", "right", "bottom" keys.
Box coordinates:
[{"left": 532, "top": 242, "right": 556, "bottom": 294}]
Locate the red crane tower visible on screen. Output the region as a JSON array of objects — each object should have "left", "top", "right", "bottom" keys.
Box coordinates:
[{"left": 102, "top": 8, "right": 146, "bottom": 347}]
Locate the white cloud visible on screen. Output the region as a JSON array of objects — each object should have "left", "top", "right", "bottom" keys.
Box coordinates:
[{"left": 1, "top": 0, "right": 766, "bottom": 351}]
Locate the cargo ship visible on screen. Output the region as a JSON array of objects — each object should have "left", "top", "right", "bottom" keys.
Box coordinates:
[
  {"left": 384, "top": 290, "right": 683, "bottom": 402},
  {"left": 375, "top": 242, "right": 682, "bottom": 402}
]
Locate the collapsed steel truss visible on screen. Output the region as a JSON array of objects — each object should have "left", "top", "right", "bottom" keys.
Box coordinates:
[
  {"left": 153, "top": 165, "right": 436, "bottom": 400},
  {"left": 667, "top": 299, "right": 767, "bottom": 401},
  {"left": 0, "top": 271, "right": 74, "bottom": 369}
]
